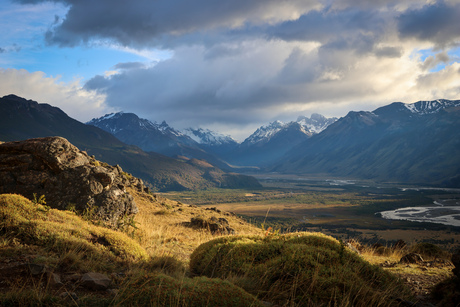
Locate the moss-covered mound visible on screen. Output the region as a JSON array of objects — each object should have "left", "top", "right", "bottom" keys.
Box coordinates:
[
  {"left": 190, "top": 232, "right": 412, "bottom": 306},
  {"left": 0, "top": 194, "right": 148, "bottom": 271},
  {"left": 114, "top": 273, "right": 264, "bottom": 307}
]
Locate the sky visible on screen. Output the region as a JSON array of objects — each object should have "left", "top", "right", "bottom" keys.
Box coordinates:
[{"left": 1, "top": 0, "right": 460, "bottom": 141}]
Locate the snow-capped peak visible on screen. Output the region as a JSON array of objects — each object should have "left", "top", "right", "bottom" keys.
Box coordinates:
[
  {"left": 296, "top": 113, "right": 338, "bottom": 133},
  {"left": 404, "top": 99, "right": 460, "bottom": 115},
  {"left": 182, "top": 128, "right": 237, "bottom": 146},
  {"left": 244, "top": 120, "right": 285, "bottom": 145},
  {"left": 87, "top": 112, "right": 185, "bottom": 136}
]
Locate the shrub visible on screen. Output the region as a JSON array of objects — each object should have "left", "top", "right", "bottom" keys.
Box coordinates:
[
  {"left": 190, "top": 232, "right": 412, "bottom": 306},
  {"left": 114, "top": 273, "right": 264, "bottom": 307},
  {"left": 409, "top": 242, "right": 451, "bottom": 260}
]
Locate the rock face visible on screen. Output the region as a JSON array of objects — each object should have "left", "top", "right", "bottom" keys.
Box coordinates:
[{"left": 0, "top": 137, "right": 140, "bottom": 226}]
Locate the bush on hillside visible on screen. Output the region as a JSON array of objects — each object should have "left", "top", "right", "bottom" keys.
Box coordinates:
[
  {"left": 190, "top": 232, "right": 412, "bottom": 306},
  {"left": 409, "top": 242, "right": 451, "bottom": 260}
]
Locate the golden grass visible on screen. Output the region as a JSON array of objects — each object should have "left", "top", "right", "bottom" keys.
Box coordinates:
[
  {"left": 0, "top": 193, "right": 148, "bottom": 272},
  {"left": 129, "top": 188, "right": 263, "bottom": 263},
  {"left": 190, "top": 232, "right": 413, "bottom": 306},
  {"left": 1, "top": 189, "right": 454, "bottom": 306}
]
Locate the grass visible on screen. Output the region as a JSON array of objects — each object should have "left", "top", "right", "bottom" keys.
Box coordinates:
[
  {"left": 190, "top": 232, "right": 414, "bottom": 306},
  {"left": 129, "top": 188, "right": 262, "bottom": 262},
  {"left": 0, "top": 189, "right": 454, "bottom": 306},
  {"left": 0, "top": 194, "right": 148, "bottom": 271}
]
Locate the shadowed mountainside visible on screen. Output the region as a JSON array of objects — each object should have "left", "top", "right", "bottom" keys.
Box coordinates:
[{"left": 0, "top": 95, "right": 261, "bottom": 191}]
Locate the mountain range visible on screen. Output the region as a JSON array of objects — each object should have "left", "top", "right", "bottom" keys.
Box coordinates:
[
  {"left": 0, "top": 95, "right": 261, "bottom": 191},
  {"left": 86, "top": 112, "right": 235, "bottom": 171},
  {"left": 273, "top": 99, "right": 460, "bottom": 187},
  {"left": 88, "top": 112, "right": 337, "bottom": 168},
  {"left": 225, "top": 114, "right": 337, "bottom": 166},
  {"left": 2, "top": 93, "right": 459, "bottom": 188}
]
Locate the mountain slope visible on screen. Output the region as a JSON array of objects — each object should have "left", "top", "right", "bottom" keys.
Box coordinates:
[
  {"left": 87, "top": 112, "right": 197, "bottom": 155},
  {"left": 226, "top": 114, "right": 337, "bottom": 166},
  {"left": 87, "top": 112, "right": 234, "bottom": 171},
  {"left": 182, "top": 127, "right": 239, "bottom": 156},
  {"left": 0, "top": 95, "right": 261, "bottom": 191},
  {"left": 273, "top": 99, "right": 460, "bottom": 187}
]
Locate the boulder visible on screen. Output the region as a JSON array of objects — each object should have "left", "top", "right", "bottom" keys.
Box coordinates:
[
  {"left": 0, "top": 137, "right": 139, "bottom": 227},
  {"left": 80, "top": 272, "right": 111, "bottom": 291},
  {"left": 400, "top": 253, "right": 424, "bottom": 264}
]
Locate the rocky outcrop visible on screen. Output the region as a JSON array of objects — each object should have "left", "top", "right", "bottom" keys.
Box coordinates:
[
  {"left": 188, "top": 216, "right": 235, "bottom": 235},
  {"left": 0, "top": 136, "right": 142, "bottom": 227}
]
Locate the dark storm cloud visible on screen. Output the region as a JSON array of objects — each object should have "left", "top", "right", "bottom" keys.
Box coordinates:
[
  {"left": 267, "top": 7, "right": 390, "bottom": 56},
  {"left": 397, "top": 1, "right": 460, "bottom": 47},
  {"left": 15, "top": 0, "right": 319, "bottom": 47}
]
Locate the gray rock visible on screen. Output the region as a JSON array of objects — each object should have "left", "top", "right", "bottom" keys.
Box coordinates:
[
  {"left": 400, "top": 253, "right": 424, "bottom": 264},
  {"left": 47, "top": 272, "right": 64, "bottom": 288},
  {"left": 80, "top": 272, "right": 112, "bottom": 291},
  {"left": 28, "top": 263, "right": 47, "bottom": 275},
  {"left": 0, "top": 137, "right": 139, "bottom": 227}
]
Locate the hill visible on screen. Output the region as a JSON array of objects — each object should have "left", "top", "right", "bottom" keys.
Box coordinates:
[
  {"left": 273, "top": 99, "right": 460, "bottom": 187},
  {"left": 1, "top": 192, "right": 424, "bottom": 306},
  {"left": 0, "top": 94, "right": 261, "bottom": 191}
]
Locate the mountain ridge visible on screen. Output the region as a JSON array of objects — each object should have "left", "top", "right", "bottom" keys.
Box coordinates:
[
  {"left": 0, "top": 94, "right": 261, "bottom": 191},
  {"left": 272, "top": 99, "right": 460, "bottom": 187}
]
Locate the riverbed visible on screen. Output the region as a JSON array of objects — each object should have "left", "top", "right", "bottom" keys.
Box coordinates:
[{"left": 379, "top": 199, "right": 460, "bottom": 227}]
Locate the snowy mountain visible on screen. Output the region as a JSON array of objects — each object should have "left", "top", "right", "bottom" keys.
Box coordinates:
[
  {"left": 405, "top": 99, "right": 460, "bottom": 115},
  {"left": 242, "top": 114, "right": 337, "bottom": 147},
  {"left": 243, "top": 120, "right": 286, "bottom": 146},
  {"left": 87, "top": 112, "right": 239, "bottom": 171},
  {"left": 224, "top": 114, "right": 337, "bottom": 166},
  {"left": 273, "top": 99, "right": 460, "bottom": 187},
  {"left": 297, "top": 113, "right": 338, "bottom": 134},
  {"left": 87, "top": 112, "right": 199, "bottom": 155},
  {"left": 182, "top": 127, "right": 239, "bottom": 157},
  {"left": 182, "top": 128, "right": 238, "bottom": 146}
]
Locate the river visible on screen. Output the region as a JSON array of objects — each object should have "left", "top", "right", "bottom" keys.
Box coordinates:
[{"left": 379, "top": 199, "right": 460, "bottom": 227}]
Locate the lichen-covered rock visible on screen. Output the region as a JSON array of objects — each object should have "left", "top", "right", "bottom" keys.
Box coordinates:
[{"left": 0, "top": 137, "right": 139, "bottom": 227}]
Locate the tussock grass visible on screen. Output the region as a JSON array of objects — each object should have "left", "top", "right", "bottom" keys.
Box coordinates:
[
  {"left": 1, "top": 190, "right": 451, "bottom": 306},
  {"left": 190, "top": 232, "right": 413, "bottom": 306},
  {"left": 114, "top": 273, "right": 264, "bottom": 307},
  {"left": 0, "top": 193, "right": 148, "bottom": 272}
]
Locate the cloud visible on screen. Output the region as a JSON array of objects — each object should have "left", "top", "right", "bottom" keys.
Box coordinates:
[
  {"left": 17, "top": 0, "right": 320, "bottom": 48},
  {"left": 84, "top": 35, "right": 460, "bottom": 138},
  {"left": 397, "top": 1, "right": 460, "bottom": 48},
  {"left": 0, "top": 68, "right": 112, "bottom": 122}
]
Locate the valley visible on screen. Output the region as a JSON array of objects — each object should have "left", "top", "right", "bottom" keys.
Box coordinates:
[{"left": 164, "top": 174, "right": 460, "bottom": 251}]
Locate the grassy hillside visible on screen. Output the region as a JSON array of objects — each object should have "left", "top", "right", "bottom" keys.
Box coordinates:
[{"left": 0, "top": 190, "right": 454, "bottom": 306}]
